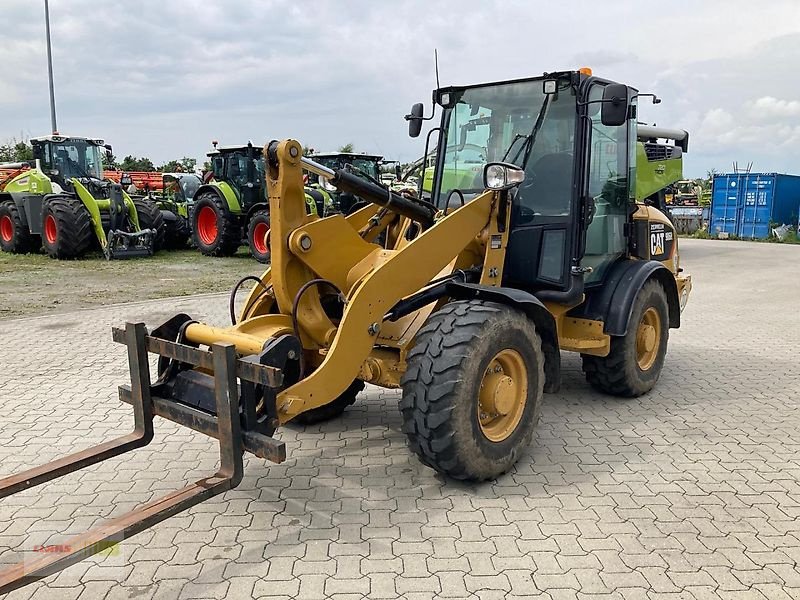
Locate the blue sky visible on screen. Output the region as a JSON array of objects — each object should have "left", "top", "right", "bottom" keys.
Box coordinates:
[{"left": 1, "top": 0, "right": 799, "bottom": 177}]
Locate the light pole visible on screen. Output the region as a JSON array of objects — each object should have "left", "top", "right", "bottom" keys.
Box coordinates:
[{"left": 44, "top": 0, "right": 58, "bottom": 134}]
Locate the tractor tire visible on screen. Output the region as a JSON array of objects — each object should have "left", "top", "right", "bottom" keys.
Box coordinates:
[
  {"left": 293, "top": 380, "right": 365, "bottom": 425},
  {"left": 0, "top": 199, "right": 37, "bottom": 253},
  {"left": 192, "top": 192, "right": 241, "bottom": 257},
  {"left": 41, "top": 195, "right": 94, "bottom": 259},
  {"left": 163, "top": 215, "right": 190, "bottom": 250},
  {"left": 581, "top": 280, "right": 669, "bottom": 397},
  {"left": 247, "top": 210, "right": 271, "bottom": 263},
  {"left": 132, "top": 198, "right": 165, "bottom": 251},
  {"left": 399, "top": 300, "right": 544, "bottom": 481}
]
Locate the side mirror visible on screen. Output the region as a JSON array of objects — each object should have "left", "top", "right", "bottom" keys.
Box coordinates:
[
  {"left": 104, "top": 144, "right": 113, "bottom": 156},
  {"left": 601, "top": 83, "right": 629, "bottom": 126},
  {"left": 120, "top": 174, "right": 132, "bottom": 186},
  {"left": 405, "top": 103, "right": 424, "bottom": 138}
]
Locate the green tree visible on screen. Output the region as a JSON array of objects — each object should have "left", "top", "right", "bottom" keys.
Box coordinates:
[
  {"left": 102, "top": 152, "right": 119, "bottom": 170},
  {"left": 160, "top": 156, "right": 197, "bottom": 173},
  {"left": 338, "top": 143, "right": 354, "bottom": 153},
  {"left": 0, "top": 138, "right": 33, "bottom": 163},
  {"left": 302, "top": 145, "right": 315, "bottom": 157},
  {"left": 119, "top": 155, "right": 156, "bottom": 172}
]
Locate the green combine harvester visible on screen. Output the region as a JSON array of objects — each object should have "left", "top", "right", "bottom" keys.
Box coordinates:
[{"left": 0, "top": 135, "right": 163, "bottom": 259}]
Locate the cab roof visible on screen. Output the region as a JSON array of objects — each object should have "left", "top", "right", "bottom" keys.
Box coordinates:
[{"left": 311, "top": 152, "right": 384, "bottom": 161}]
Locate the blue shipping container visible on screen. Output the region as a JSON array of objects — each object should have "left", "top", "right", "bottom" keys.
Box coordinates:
[{"left": 710, "top": 173, "right": 800, "bottom": 239}]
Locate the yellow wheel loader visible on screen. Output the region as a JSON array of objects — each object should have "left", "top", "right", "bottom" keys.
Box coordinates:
[{"left": 0, "top": 69, "right": 691, "bottom": 591}]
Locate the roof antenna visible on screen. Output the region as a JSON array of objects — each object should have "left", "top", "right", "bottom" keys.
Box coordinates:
[{"left": 434, "top": 48, "right": 441, "bottom": 90}]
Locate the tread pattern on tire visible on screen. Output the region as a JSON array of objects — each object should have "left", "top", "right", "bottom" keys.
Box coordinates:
[
  {"left": 42, "top": 195, "right": 94, "bottom": 259},
  {"left": 132, "top": 198, "right": 165, "bottom": 251},
  {"left": 0, "top": 199, "right": 37, "bottom": 253},
  {"left": 581, "top": 279, "right": 669, "bottom": 397},
  {"left": 192, "top": 191, "right": 241, "bottom": 257},
  {"left": 163, "top": 215, "right": 190, "bottom": 249},
  {"left": 399, "top": 300, "right": 544, "bottom": 481}
]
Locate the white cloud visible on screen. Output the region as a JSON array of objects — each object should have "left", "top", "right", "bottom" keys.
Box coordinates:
[{"left": 0, "top": 0, "right": 799, "bottom": 176}]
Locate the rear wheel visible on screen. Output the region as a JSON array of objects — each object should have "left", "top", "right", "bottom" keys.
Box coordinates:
[
  {"left": 247, "top": 210, "right": 271, "bottom": 263},
  {"left": 41, "top": 195, "right": 94, "bottom": 259},
  {"left": 293, "top": 380, "right": 365, "bottom": 425},
  {"left": 192, "top": 192, "right": 240, "bottom": 256},
  {"left": 0, "top": 199, "right": 37, "bottom": 253},
  {"left": 581, "top": 280, "right": 669, "bottom": 397},
  {"left": 400, "top": 300, "right": 544, "bottom": 481},
  {"left": 132, "top": 198, "right": 165, "bottom": 250}
]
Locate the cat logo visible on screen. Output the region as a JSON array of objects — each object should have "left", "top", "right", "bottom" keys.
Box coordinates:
[
  {"left": 650, "top": 230, "right": 665, "bottom": 256},
  {"left": 648, "top": 222, "right": 673, "bottom": 261}
]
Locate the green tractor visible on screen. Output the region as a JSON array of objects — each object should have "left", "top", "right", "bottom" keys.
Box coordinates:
[
  {"left": 192, "top": 142, "right": 271, "bottom": 262},
  {"left": 132, "top": 172, "right": 199, "bottom": 249},
  {"left": 0, "top": 135, "right": 163, "bottom": 259},
  {"left": 305, "top": 152, "right": 388, "bottom": 215}
]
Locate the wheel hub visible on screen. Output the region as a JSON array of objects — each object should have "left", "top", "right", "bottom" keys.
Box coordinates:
[
  {"left": 0, "top": 215, "right": 13, "bottom": 243},
  {"left": 635, "top": 307, "right": 661, "bottom": 371},
  {"left": 196, "top": 206, "right": 219, "bottom": 245},
  {"left": 44, "top": 214, "right": 58, "bottom": 245},
  {"left": 478, "top": 349, "right": 528, "bottom": 442},
  {"left": 252, "top": 221, "right": 269, "bottom": 254}
]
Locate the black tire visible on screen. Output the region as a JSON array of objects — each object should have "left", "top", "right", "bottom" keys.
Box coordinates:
[
  {"left": 247, "top": 210, "right": 271, "bottom": 263},
  {"left": 581, "top": 280, "right": 670, "bottom": 397},
  {"left": 163, "top": 215, "right": 190, "bottom": 249},
  {"left": 41, "top": 195, "right": 94, "bottom": 259},
  {"left": 192, "top": 191, "right": 241, "bottom": 256},
  {"left": 132, "top": 198, "right": 165, "bottom": 251},
  {"left": 400, "top": 300, "right": 544, "bottom": 481},
  {"left": 0, "top": 199, "right": 37, "bottom": 253},
  {"left": 293, "top": 380, "right": 365, "bottom": 425}
]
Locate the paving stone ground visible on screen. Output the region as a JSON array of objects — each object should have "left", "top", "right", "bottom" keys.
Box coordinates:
[{"left": 1, "top": 238, "right": 800, "bottom": 599}]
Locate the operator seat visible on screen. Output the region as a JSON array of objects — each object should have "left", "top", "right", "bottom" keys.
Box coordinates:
[{"left": 519, "top": 152, "right": 573, "bottom": 217}]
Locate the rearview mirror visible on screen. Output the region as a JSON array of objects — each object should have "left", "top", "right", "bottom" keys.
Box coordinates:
[
  {"left": 406, "top": 103, "right": 424, "bottom": 138},
  {"left": 601, "top": 83, "right": 629, "bottom": 126}
]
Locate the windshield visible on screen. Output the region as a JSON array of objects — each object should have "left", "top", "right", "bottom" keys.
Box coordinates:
[
  {"left": 182, "top": 177, "right": 200, "bottom": 200},
  {"left": 433, "top": 77, "right": 577, "bottom": 212},
  {"left": 51, "top": 139, "right": 104, "bottom": 179},
  {"left": 313, "top": 156, "right": 381, "bottom": 182}
]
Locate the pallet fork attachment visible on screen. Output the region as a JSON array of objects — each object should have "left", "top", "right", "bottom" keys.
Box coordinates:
[{"left": 0, "top": 322, "right": 285, "bottom": 593}]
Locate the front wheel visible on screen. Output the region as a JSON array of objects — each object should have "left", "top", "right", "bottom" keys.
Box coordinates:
[
  {"left": 581, "top": 280, "right": 670, "bottom": 397},
  {"left": 247, "top": 210, "right": 271, "bottom": 263},
  {"left": 192, "top": 192, "right": 241, "bottom": 257},
  {"left": 41, "top": 195, "right": 94, "bottom": 259},
  {"left": 400, "top": 300, "right": 544, "bottom": 481},
  {"left": 132, "top": 198, "right": 165, "bottom": 251}
]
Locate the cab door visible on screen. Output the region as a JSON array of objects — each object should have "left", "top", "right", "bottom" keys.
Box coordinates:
[{"left": 580, "top": 83, "right": 632, "bottom": 285}]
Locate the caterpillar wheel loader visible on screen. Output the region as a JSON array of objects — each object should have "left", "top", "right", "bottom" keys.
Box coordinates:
[
  {"left": 0, "top": 69, "right": 692, "bottom": 591},
  {"left": 0, "top": 135, "right": 163, "bottom": 259}
]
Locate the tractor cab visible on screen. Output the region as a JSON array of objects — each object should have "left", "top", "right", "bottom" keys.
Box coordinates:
[
  {"left": 207, "top": 143, "right": 265, "bottom": 206},
  {"left": 305, "top": 152, "right": 385, "bottom": 214},
  {"left": 31, "top": 135, "right": 108, "bottom": 189},
  {"left": 412, "top": 70, "right": 686, "bottom": 298}
]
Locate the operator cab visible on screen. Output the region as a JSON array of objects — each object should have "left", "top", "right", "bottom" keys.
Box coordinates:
[
  {"left": 305, "top": 152, "right": 385, "bottom": 214},
  {"left": 31, "top": 135, "right": 109, "bottom": 188},
  {"left": 412, "top": 70, "right": 641, "bottom": 298},
  {"left": 207, "top": 143, "right": 265, "bottom": 204}
]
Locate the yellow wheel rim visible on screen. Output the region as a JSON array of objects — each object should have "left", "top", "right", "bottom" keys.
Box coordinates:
[
  {"left": 478, "top": 349, "right": 528, "bottom": 442},
  {"left": 636, "top": 307, "right": 661, "bottom": 371}
]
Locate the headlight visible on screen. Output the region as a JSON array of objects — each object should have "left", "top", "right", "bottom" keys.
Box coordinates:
[{"left": 483, "top": 162, "right": 525, "bottom": 191}]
